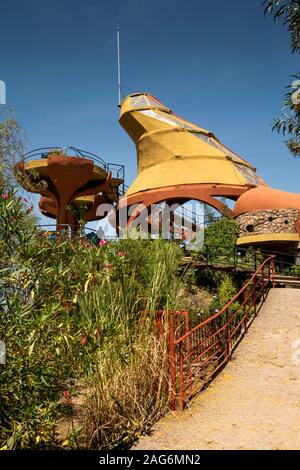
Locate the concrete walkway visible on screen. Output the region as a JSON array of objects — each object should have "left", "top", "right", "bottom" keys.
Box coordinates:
[{"left": 134, "top": 289, "right": 300, "bottom": 450}]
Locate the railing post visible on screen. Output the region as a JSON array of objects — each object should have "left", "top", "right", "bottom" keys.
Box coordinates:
[
  {"left": 225, "top": 307, "right": 231, "bottom": 361},
  {"left": 272, "top": 257, "right": 275, "bottom": 288},
  {"left": 253, "top": 276, "right": 257, "bottom": 317},
  {"left": 243, "top": 289, "right": 248, "bottom": 333},
  {"left": 262, "top": 265, "right": 265, "bottom": 302},
  {"left": 179, "top": 349, "right": 184, "bottom": 411},
  {"left": 169, "top": 312, "right": 176, "bottom": 410},
  {"left": 183, "top": 311, "right": 190, "bottom": 352}
]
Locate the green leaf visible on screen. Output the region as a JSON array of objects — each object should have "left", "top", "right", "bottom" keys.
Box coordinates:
[
  {"left": 7, "top": 436, "right": 15, "bottom": 450},
  {"left": 28, "top": 339, "right": 36, "bottom": 356}
]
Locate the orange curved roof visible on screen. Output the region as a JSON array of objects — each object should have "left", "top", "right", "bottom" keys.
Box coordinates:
[{"left": 234, "top": 186, "right": 300, "bottom": 217}]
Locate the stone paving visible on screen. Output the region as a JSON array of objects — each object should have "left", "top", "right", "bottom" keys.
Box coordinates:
[{"left": 134, "top": 289, "right": 300, "bottom": 450}]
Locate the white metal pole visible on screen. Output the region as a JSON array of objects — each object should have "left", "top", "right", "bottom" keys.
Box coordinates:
[{"left": 117, "top": 27, "right": 121, "bottom": 106}]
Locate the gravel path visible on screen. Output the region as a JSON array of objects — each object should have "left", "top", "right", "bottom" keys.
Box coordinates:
[{"left": 134, "top": 288, "right": 300, "bottom": 450}]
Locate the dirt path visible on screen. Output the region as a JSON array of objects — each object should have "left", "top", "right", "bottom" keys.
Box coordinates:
[{"left": 134, "top": 288, "right": 300, "bottom": 450}]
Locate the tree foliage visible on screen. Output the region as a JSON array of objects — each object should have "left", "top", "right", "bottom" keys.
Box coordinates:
[
  {"left": 203, "top": 217, "right": 238, "bottom": 249},
  {"left": 263, "top": 0, "right": 300, "bottom": 52},
  {"left": 0, "top": 109, "right": 24, "bottom": 186},
  {"left": 272, "top": 73, "right": 300, "bottom": 156},
  {"left": 263, "top": 0, "right": 300, "bottom": 156}
]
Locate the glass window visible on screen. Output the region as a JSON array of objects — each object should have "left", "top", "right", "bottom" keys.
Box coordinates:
[
  {"left": 234, "top": 163, "right": 265, "bottom": 186},
  {"left": 139, "top": 109, "right": 178, "bottom": 126}
]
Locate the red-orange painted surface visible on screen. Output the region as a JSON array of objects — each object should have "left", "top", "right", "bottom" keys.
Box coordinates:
[
  {"left": 234, "top": 187, "right": 300, "bottom": 217},
  {"left": 233, "top": 186, "right": 300, "bottom": 236},
  {"left": 16, "top": 154, "right": 121, "bottom": 232}
]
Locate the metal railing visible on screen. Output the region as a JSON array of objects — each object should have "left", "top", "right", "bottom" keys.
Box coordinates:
[
  {"left": 20, "top": 147, "right": 126, "bottom": 196},
  {"left": 107, "top": 162, "right": 126, "bottom": 196},
  {"left": 169, "top": 255, "right": 275, "bottom": 410},
  {"left": 21, "top": 146, "right": 107, "bottom": 168},
  {"left": 185, "top": 244, "right": 300, "bottom": 277},
  {"left": 260, "top": 248, "right": 300, "bottom": 278},
  {"left": 192, "top": 244, "right": 264, "bottom": 271}
]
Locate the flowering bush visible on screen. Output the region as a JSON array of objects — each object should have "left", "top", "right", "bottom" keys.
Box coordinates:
[{"left": 0, "top": 179, "right": 183, "bottom": 449}]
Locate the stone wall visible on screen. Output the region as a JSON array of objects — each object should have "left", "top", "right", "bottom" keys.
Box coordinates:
[{"left": 236, "top": 208, "right": 299, "bottom": 237}]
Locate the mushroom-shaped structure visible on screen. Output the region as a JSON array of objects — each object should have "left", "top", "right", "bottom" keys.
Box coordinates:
[
  {"left": 118, "top": 93, "right": 267, "bottom": 228},
  {"left": 15, "top": 147, "right": 124, "bottom": 233},
  {"left": 38, "top": 194, "right": 111, "bottom": 230},
  {"left": 233, "top": 186, "right": 300, "bottom": 250}
]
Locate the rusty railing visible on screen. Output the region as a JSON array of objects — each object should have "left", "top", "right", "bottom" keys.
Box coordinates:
[{"left": 169, "top": 255, "right": 275, "bottom": 410}]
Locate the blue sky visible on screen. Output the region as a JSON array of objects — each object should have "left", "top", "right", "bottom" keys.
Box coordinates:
[{"left": 1, "top": 0, "right": 299, "bottom": 226}]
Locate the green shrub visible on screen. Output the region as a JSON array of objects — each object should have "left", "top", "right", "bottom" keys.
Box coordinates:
[
  {"left": 209, "top": 274, "right": 239, "bottom": 320},
  {"left": 218, "top": 275, "right": 236, "bottom": 305},
  {"left": 203, "top": 218, "right": 238, "bottom": 250},
  {"left": 0, "top": 184, "right": 183, "bottom": 449},
  {"left": 290, "top": 265, "right": 300, "bottom": 277}
]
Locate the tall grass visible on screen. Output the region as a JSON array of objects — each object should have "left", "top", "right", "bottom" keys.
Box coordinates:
[
  {"left": 82, "top": 328, "right": 170, "bottom": 449},
  {"left": 70, "top": 240, "right": 181, "bottom": 449}
]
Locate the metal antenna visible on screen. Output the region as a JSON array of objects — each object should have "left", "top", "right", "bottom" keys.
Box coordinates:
[
  {"left": 0, "top": 80, "right": 6, "bottom": 105},
  {"left": 117, "top": 27, "right": 121, "bottom": 107}
]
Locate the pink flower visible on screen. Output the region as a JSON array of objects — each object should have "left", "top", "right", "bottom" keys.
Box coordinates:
[
  {"left": 117, "top": 251, "right": 125, "bottom": 257},
  {"left": 79, "top": 336, "right": 88, "bottom": 345},
  {"left": 23, "top": 197, "right": 28, "bottom": 203},
  {"left": 2, "top": 194, "right": 9, "bottom": 200},
  {"left": 103, "top": 263, "right": 113, "bottom": 270},
  {"left": 99, "top": 239, "right": 107, "bottom": 246},
  {"left": 62, "top": 389, "right": 73, "bottom": 406},
  {"left": 26, "top": 205, "right": 33, "bottom": 214}
]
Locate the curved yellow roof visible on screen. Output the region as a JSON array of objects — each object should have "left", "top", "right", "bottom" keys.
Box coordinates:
[{"left": 119, "top": 93, "right": 267, "bottom": 196}]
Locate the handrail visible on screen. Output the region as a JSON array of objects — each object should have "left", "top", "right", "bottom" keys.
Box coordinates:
[
  {"left": 20, "top": 146, "right": 126, "bottom": 198},
  {"left": 168, "top": 255, "right": 275, "bottom": 410},
  {"left": 21, "top": 146, "right": 107, "bottom": 169},
  {"left": 176, "top": 256, "right": 275, "bottom": 345},
  {"left": 197, "top": 243, "right": 298, "bottom": 262},
  {"left": 185, "top": 243, "right": 300, "bottom": 277}
]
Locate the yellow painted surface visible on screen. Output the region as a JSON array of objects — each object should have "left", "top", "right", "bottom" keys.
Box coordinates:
[
  {"left": 24, "top": 159, "right": 49, "bottom": 177},
  {"left": 119, "top": 93, "right": 266, "bottom": 195},
  {"left": 237, "top": 233, "right": 300, "bottom": 245},
  {"left": 127, "top": 158, "right": 246, "bottom": 194},
  {"left": 73, "top": 195, "right": 94, "bottom": 205},
  {"left": 23, "top": 159, "right": 107, "bottom": 180}
]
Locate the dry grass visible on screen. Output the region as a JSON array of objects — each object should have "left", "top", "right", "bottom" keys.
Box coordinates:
[
  {"left": 75, "top": 326, "right": 171, "bottom": 449},
  {"left": 177, "top": 286, "right": 213, "bottom": 326}
]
